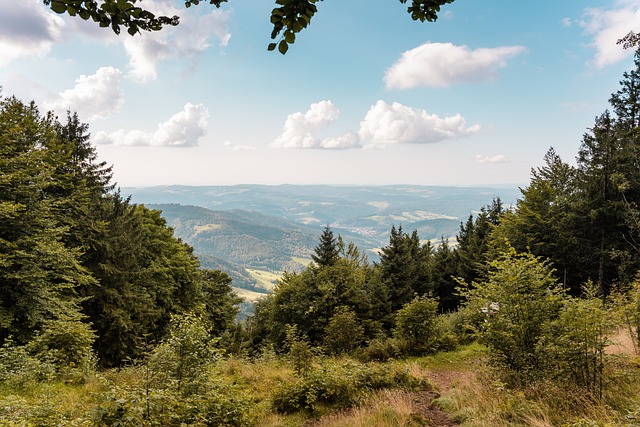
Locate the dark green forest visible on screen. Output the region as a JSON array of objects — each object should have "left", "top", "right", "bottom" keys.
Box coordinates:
[{"left": 2, "top": 53, "right": 640, "bottom": 426}]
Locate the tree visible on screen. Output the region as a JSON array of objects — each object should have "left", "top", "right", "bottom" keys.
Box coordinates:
[
  {"left": 463, "top": 247, "right": 565, "bottom": 385},
  {"left": 199, "top": 269, "right": 242, "bottom": 334},
  {"left": 490, "top": 149, "right": 584, "bottom": 292},
  {"left": 378, "top": 226, "right": 431, "bottom": 313},
  {"left": 0, "top": 96, "right": 95, "bottom": 345},
  {"left": 311, "top": 225, "right": 340, "bottom": 267},
  {"left": 43, "top": 0, "right": 454, "bottom": 54},
  {"left": 455, "top": 198, "right": 505, "bottom": 290}
]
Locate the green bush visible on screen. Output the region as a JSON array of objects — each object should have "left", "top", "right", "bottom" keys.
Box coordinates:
[
  {"left": 0, "top": 338, "right": 57, "bottom": 387},
  {"left": 463, "top": 248, "right": 565, "bottom": 385},
  {"left": 271, "top": 360, "right": 423, "bottom": 414},
  {"left": 394, "top": 295, "right": 441, "bottom": 355},
  {"left": 355, "top": 336, "right": 400, "bottom": 362},
  {"left": 323, "top": 307, "right": 364, "bottom": 355}
]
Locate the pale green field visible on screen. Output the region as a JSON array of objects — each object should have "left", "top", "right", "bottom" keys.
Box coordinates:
[
  {"left": 291, "top": 257, "right": 313, "bottom": 267},
  {"left": 232, "top": 286, "right": 268, "bottom": 302},
  {"left": 246, "top": 269, "right": 281, "bottom": 292}
]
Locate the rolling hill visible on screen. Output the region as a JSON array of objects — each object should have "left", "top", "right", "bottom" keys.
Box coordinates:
[{"left": 126, "top": 185, "right": 520, "bottom": 295}]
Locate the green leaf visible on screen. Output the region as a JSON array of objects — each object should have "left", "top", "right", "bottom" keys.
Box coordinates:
[
  {"left": 267, "top": 42, "right": 277, "bottom": 51},
  {"left": 50, "top": 1, "right": 67, "bottom": 14},
  {"left": 283, "top": 30, "right": 295, "bottom": 44},
  {"left": 278, "top": 40, "right": 289, "bottom": 55}
]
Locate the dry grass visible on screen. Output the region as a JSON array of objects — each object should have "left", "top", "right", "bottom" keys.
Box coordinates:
[
  {"left": 607, "top": 327, "right": 638, "bottom": 355},
  {"left": 305, "top": 390, "right": 422, "bottom": 427}
]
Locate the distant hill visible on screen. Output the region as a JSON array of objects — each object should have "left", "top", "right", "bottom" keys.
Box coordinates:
[{"left": 127, "top": 185, "right": 520, "bottom": 294}]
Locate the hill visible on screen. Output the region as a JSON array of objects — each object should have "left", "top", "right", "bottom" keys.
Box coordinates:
[{"left": 126, "top": 185, "right": 520, "bottom": 293}]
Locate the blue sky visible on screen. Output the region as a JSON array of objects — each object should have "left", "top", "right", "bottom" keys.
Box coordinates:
[{"left": 1, "top": 0, "right": 639, "bottom": 187}]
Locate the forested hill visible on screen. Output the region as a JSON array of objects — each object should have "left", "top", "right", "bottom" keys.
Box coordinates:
[{"left": 131, "top": 186, "right": 521, "bottom": 293}]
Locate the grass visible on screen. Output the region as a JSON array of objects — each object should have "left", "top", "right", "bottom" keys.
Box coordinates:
[
  {"left": 291, "top": 257, "right": 313, "bottom": 268},
  {"left": 1, "top": 343, "right": 639, "bottom": 426},
  {"left": 233, "top": 286, "right": 269, "bottom": 302},
  {"left": 247, "top": 269, "right": 281, "bottom": 291}
]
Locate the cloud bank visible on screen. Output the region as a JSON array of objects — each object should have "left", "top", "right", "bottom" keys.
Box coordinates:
[
  {"left": 2, "top": 0, "right": 231, "bottom": 80},
  {"left": 384, "top": 42, "right": 526, "bottom": 89},
  {"left": 273, "top": 100, "right": 481, "bottom": 150},
  {"left": 95, "top": 103, "right": 209, "bottom": 147},
  {"left": 121, "top": 1, "right": 231, "bottom": 81}
]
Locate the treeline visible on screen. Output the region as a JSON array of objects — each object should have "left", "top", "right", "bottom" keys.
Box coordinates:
[
  {"left": 242, "top": 55, "right": 640, "bottom": 376},
  {"left": 0, "top": 95, "right": 241, "bottom": 371}
]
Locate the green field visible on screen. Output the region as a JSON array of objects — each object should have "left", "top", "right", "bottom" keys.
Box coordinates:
[
  {"left": 246, "top": 269, "right": 281, "bottom": 292},
  {"left": 233, "top": 286, "right": 269, "bottom": 302}
]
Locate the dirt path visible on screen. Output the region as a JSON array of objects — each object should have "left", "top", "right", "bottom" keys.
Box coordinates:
[
  {"left": 410, "top": 388, "right": 458, "bottom": 426},
  {"left": 303, "top": 369, "right": 462, "bottom": 427}
]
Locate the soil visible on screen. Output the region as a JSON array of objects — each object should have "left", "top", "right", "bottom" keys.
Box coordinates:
[{"left": 410, "top": 388, "right": 458, "bottom": 426}]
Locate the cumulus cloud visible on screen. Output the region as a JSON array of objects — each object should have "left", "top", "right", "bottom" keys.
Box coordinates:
[
  {"left": 475, "top": 154, "right": 508, "bottom": 164},
  {"left": 272, "top": 101, "right": 361, "bottom": 149},
  {"left": 95, "top": 103, "right": 209, "bottom": 147},
  {"left": 0, "top": 0, "right": 64, "bottom": 66},
  {"left": 384, "top": 42, "right": 526, "bottom": 89},
  {"left": 45, "top": 67, "right": 124, "bottom": 120},
  {"left": 121, "top": 0, "right": 231, "bottom": 81},
  {"left": 580, "top": 1, "right": 640, "bottom": 68},
  {"left": 358, "top": 100, "right": 481, "bottom": 147}
]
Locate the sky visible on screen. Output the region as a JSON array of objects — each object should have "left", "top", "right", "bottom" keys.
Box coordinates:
[{"left": 1, "top": 0, "right": 639, "bottom": 188}]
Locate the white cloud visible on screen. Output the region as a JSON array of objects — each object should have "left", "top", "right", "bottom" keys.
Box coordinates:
[
  {"left": 122, "top": 0, "right": 231, "bottom": 81},
  {"left": 0, "top": 0, "right": 64, "bottom": 66},
  {"left": 272, "top": 100, "right": 361, "bottom": 150},
  {"left": 358, "top": 100, "right": 481, "bottom": 147},
  {"left": 580, "top": 1, "right": 640, "bottom": 68},
  {"left": 95, "top": 103, "right": 209, "bottom": 147},
  {"left": 561, "top": 17, "right": 573, "bottom": 28},
  {"left": 475, "top": 154, "right": 508, "bottom": 164},
  {"left": 45, "top": 67, "right": 124, "bottom": 120},
  {"left": 384, "top": 42, "right": 526, "bottom": 89}
]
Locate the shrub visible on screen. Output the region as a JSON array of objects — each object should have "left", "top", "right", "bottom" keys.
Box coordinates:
[
  {"left": 271, "top": 360, "right": 423, "bottom": 414},
  {"left": 543, "top": 282, "right": 615, "bottom": 397},
  {"left": 323, "top": 307, "right": 364, "bottom": 355},
  {"left": 463, "top": 248, "right": 565, "bottom": 385},
  {"left": 355, "top": 336, "right": 400, "bottom": 362},
  {"left": 394, "top": 295, "right": 441, "bottom": 355}
]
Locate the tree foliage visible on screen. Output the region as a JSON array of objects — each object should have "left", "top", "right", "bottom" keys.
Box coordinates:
[
  {"left": 0, "top": 94, "right": 241, "bottom": 368},
  {"left": 311, "top": 225, "right": 340, "bottom": 267},
  {"left": 43, "top": 0, "right": 454, "bottom": 53},
  {"left": 463, "top": 247, "right": 565, "bottom": 385}
]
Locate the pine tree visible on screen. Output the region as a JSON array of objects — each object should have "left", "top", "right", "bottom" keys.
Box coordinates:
[{"left": 311, "top": 225, "right": 340, "bottom": 267}]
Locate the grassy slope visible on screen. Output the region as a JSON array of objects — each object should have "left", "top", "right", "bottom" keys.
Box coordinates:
[{"left": 2, "top": 341, "right": 639, "bottom": 426}]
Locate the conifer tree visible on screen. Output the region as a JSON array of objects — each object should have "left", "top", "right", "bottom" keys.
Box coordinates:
[
  {"left": 311, "top": 225, "right": 340, "bottom": 267},
  {"left": 0, "top": 97, "right": 94, "bottom": 344}
]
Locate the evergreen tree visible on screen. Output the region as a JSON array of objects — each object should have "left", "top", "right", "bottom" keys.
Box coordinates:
[
  {"left": 311, "top": 225, "right": 340, "bottom": 267},
  {"left": 431, "top": 238, "right": 458, "bottom": 312},
  {"left": 490, "top": 149, "right": 584, "bottom": 292},
  {"left": 0, "top": 97, "right": 94, "bottom": 344},
  {"left": 378, "top": 226, "right": 429, "bottom": 313},
  {"left": 456, "top": 197, "right": 504, "bottom": 286}
]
